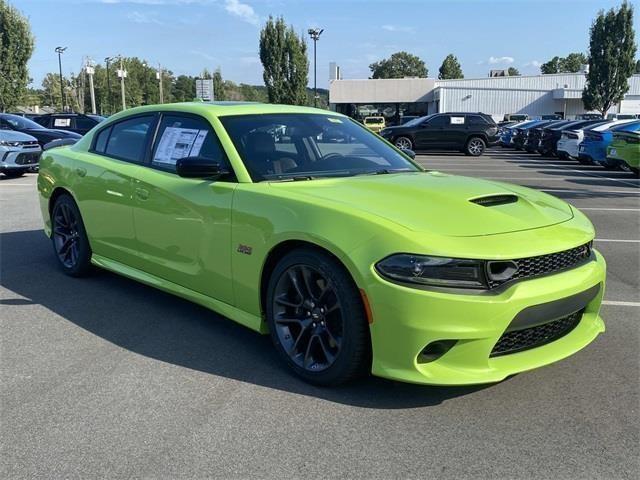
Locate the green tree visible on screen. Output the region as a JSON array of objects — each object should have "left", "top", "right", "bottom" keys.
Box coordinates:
[
  {"left": 213, "top": 68, "right": 226, "bottom": 101},
  {"left": 540, "top": 53, "right": 588, "bottom": 74},
  {"left": 507, "top": 67, "right": 521, "bottom": 76},
  {"left": 438, "top": 54, "right": 463, "bottom": 79},
  {"left": 259, "top": 16, "right": 309, "bottom": 105},
  {"left": 172, "top": 75, "right": 195, "bottom": 102},
  {"left": 583, "top": 1, "right": 637, "bottom": 116},
  {"left": 369, "top": 51, "right": 428, "bottom": 79},
  {"left": 0, "top": 0, "right": 35, "bottom": 111}
]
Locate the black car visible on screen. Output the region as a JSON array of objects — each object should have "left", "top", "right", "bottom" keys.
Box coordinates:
[
  {"left": 524, "top": 120, "right": 568, "bottom": 153},
  {"left": 0, "top": 113, "right": 82, "bottom": 148},
  {"left": 32, "top": 113, "right": 105, "bottom": 135},
  {"left": 379, "top": 112, "right": 499, "bottom": 156},
  {"left": 539, "top": 120, "right": 606, "bottom": 157},
  {"left": 512, "top": 120, "right": 557, "bottom": 150}
]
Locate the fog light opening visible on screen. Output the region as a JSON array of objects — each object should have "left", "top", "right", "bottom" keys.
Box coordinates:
[{"left": 418, "top": 340, "right": 457, "bottom": 364}]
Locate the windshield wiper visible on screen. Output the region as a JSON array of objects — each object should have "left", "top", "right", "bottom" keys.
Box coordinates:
[
  {"left": 267, "top": 175, "right": 317, "bottom": 182},
  {"left": 355, "top": 168, "right": 414, "bottom": 176}
]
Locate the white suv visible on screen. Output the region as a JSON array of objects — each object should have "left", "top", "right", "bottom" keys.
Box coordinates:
[{"left": 0, "top": 130, "right": 41, "bottom": 178}]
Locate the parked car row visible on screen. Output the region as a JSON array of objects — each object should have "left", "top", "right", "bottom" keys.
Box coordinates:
[
  {"left": 500, "top": 117, "right": 640, "bottom": 175},
  {"left": 0, "top": 113, "right": 105, "bottom": 178}
]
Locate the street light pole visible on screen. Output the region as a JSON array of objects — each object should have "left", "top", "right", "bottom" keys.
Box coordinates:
[
  {"left": 157, "top": 63, "right": 164, "bottom": 104},
  {"left": 105, "top": 57, "right": 113, "bottom": 115},
  {"left": 307, "top": 28, "right": 323, "bottom": 108},
  {"left": 55, "top": 47, "right": 67, "bottom": 112},
  {"left": 85, "top": 58, "right": 96, "bottom": 114},
  {"left": 117, "top": 56, "right": 127, "bottom": 111}
]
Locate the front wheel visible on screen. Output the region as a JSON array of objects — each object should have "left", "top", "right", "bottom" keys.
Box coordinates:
[
  {"left": 394, "top": 136, "right": 413, "bottom": 150},
  {"left": 266, "top": 248, "right": 371, "bottom": 386},
  {"left": 465, "top": 137, "right": 486, "bottom": 156},
  {"left": 51, "top": 194, "right": 93, "bottom": 277}
]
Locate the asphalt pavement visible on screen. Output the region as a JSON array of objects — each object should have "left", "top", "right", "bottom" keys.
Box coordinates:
[{"left": 1, "top": 149, "right": 638, "bottom": 479}]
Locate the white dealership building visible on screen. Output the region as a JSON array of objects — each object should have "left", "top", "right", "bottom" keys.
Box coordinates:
[{"left": 328, "top": 71, "right": 640, "bottom": 122}]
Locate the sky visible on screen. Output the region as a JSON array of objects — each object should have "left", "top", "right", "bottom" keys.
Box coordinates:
[{"left": 18, "top": 0, "right": 640, "bottom": 89}]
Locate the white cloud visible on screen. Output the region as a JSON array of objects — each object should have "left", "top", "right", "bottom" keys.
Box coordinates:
[
  {"left": 240, "top": 56, "right": 260, "bottom": 65},
  {"left": 525, "top": 60, "right": 542, "bottom": 68},
  {"left": 127, "top": 10, "right": 163, "bottom": 24},
  {"left": 488, "top": 56, "right": 515, "bottom": 65},
  {"left": 382, "top": 24, "right": 415, "bottom": 33},
  {"left": 225, "top": 0, "right": 259, "bottom": 25},
  {"left": 189, "top": 50, "right": 215, "bottom": 61}
]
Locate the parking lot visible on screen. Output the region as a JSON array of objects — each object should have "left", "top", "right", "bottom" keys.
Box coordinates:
[{"left": 1, "top": 149, "right": 638, "bottom": 479}]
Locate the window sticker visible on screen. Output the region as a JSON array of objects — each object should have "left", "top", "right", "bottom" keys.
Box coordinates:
[
  {"left": 54, "top": 118, "right": 71, "bottom": 127},
  {"left": 450, "top": 116, "right": 465, "bottom": 125},
  {"left": 153, "top": 127, "right": 208, "bottom": 165}
]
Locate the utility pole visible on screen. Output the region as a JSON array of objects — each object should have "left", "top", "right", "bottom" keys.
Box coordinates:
[
  {"left": 117, "top": 56, "right": 127, "bottom": 111},
  {"left": 55, "top": 46, "right": 67, "bottom": 112},
  {"left": 307, "top": 28, "right": 323, "bottom": 108},
  {"left": 105, "top": 57, "right": 113, "bottom": 114},
  {"left": 85, "top": 58, "right": 96, "bottom": 114},
  {"left": 157, "top": 63, "right": 164, "bottom": 103}
]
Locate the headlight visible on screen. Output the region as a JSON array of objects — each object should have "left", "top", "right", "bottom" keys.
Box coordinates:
[
  {"left": 0, "top": 140, "right": 20, "bottom": 147},
  {"left": 376, "top": 254, "right": 487, "bottom": 289}
]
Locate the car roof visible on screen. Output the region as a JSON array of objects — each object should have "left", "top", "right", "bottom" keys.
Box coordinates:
[{"left": 101, "top": 102, "right": 340, "bottom": 121}]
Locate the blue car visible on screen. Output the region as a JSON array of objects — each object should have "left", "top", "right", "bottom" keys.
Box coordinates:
[
  {"left": 500, "top": 120, "right": 542, "bottom": 147},
  {"left": 578, "top": 120, "right": 640, "bottom": 167}
]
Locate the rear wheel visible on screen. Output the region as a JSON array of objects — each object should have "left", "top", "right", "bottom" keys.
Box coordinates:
[
  {"left": 266, "top": 248, "right": 370, "bottom": 386},
  {"left": 51, "top": 194, "right": 92, "bottom": 277},
  {"left": 465, "top": 137, "right": 486, "bottom": 156},
  {"left": 394, "top": 136, "right": 413, "bottom": 150}
]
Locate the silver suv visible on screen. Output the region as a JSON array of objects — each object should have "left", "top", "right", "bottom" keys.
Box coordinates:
[{"left": 0, "top": 130, "right": 41, "bottom": 178}]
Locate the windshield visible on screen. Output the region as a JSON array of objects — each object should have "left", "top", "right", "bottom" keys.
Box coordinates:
[
  {"left": 403, "top": 115, "right": 430, "bottom": 127},
  {"left": 0, "top": 114, "right": 44, "bottom": 130},
  {"left": 220, "top": 113, "right": 421, "bottom": 181}
]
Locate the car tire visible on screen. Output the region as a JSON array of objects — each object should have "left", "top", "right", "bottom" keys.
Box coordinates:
[
  {"left": 51, "top": 194, "right": 93, "bottom": 277},
  {"left": 2, "top": 170, "right": 25, "bottom": 178},
  {"left": 393, "top": 136, "right": 413, "bottom": 150},
  {"left": 465, "top": 137, "right": 486, "bottom": 156},
  {"left": 266, "top": 247, "right": 371, "bottom": 386}
]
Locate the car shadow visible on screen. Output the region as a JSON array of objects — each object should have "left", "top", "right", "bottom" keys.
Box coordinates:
[{"left": 0, "top": 229, "right": 491, "bottom": 409}]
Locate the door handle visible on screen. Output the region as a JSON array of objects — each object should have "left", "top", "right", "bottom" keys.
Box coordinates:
[
  {"left": 75, "top": 167, "right": 86, "bottom": 177},
  {"left": 135, "top": 187, "right": 149, "bottom": 200}
]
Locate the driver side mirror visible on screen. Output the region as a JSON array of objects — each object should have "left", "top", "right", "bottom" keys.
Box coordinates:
[
  {"left": 176, "top": 157, "right": 228, "bottom": 179},
  {"left": 400, "top": 148, "right": 416, "bottom": 160}
]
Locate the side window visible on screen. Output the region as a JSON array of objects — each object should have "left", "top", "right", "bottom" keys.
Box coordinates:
[
  {"left": 426, "top": 115, "right": 447, "bottom": 127},
  {"left": 151, "top": 115, "right": 228, "bottom": 173},
  {"left": 52, "top": 117, "right": 71, "bottom": 129},
  {"left": 104, "top": 116, "right": 154, "bottom": 162},
  {"left": 468, "top": 115, "right": 489, "bottom": 126},
  {"left": 75, "top": 116, "right": 96, "bottom": 130},
  {"left": 93, "top": 126, "right": 111, "bottom": 153}
]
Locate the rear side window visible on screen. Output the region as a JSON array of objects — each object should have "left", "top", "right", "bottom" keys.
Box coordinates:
[
  {"left": 468, "top": 115, "right": 490, "bottom": 126},
  {"left": 93, "top": 127, "right": 111, "bottom": 153},
  {"left": 151, "top": 114, "right": 228, "bottom": 173},
  {"left": 104, "top": 116, "right": 154, "bottom": 162},
  {"left": 75, "top": 116, "right": 96, "bottom": 130}
]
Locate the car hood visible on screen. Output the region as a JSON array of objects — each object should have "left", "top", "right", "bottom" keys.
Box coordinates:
[
  {"left": 272, "top": 172, "right": 574, "bottom": 237},
  {"left": 25, "top": 128, "right": 81, "bottom": 138},
  {"left": 0, "top": 130, "right": 37, "bottom": 142}
]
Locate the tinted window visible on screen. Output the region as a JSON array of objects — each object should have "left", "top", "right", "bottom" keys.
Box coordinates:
[
  {"left": 221, "top": 113, "right": 419, "bottom": 182},
  {"left": 468, "top": 115, "right": 490, "bottom": 126},
  {"left": 75, "top": 116, "right": 96, "bottom": 130},
  {"left": 151, "top": 115, "right": 228, "bottom": 173},
  {"left": 426, "top": 115, "right": 448, "bottom": 127},
  {"left": 93, "top": 126, "right": 111, "bottom": 153},
  {"left": 104, "top": 116, "right": 154, "bottom": 162}
]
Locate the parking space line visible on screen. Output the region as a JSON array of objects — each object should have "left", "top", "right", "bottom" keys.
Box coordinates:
[
  {"left": 0, "top": 184, "right": 33, "bottom": 186},
  {"left": 595, "top": 238, "right": 640, "bottom": 243},
  {"left": 482, "top": 177, "right": 640, "bottom": 183},
  {"left": 540, "top": 188, "right": 640, "bottom": 194},
  {"left": 602, "top": 300, "right": 640, "bottom": 307}
]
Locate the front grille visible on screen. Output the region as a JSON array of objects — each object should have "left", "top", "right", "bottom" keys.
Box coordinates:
[
  {"left": 487, "top": 242, "right": 592, "bottom": 289},
  {"left": 15, "top": 152, "right": 40, "bottom": 165},
  {"left": 490, "top": 310, "right": 582, "bottom": 357}
]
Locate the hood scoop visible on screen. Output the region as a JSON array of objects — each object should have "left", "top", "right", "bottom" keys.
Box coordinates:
[{"left": 470, "top": 194, "right": 519, "bottom": 207}]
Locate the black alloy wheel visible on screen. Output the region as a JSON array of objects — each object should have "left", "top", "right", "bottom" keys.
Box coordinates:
[
  {"left": 51, "top": 194, "right": 92, "bottom": 276},
  {"left": 266, "top": 248, "right": 371, "bottom": 386}
]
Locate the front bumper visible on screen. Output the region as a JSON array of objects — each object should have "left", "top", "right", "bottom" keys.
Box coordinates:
[
  {"left": 366, "top": 250, "right": 606, "bottom": 385},
  {"left": 0, "top": 147, "right": 41, "bottom": 170}
]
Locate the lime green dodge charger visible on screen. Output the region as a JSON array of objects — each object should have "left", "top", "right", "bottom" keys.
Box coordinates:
[{"left": 37, "top": 102, "right": 606, "bottom": 386}]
